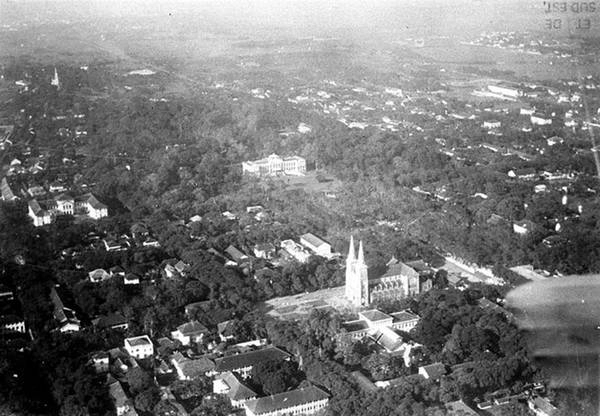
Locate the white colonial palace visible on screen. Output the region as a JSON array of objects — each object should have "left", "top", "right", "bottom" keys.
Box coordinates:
[{"left": 242, "top": 154, "right": 306, "bottom": 177}]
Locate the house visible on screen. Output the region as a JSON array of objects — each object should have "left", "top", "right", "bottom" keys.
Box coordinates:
[
  {"left": 213, "top": 346, "right": 291, "bottom": 378},
  {"left": 222, "top": 211, "right": 238, "bottom": 221},
  {"left": 418, "top": 363, "right": 447, "bottom": 381},
  {"left": 124, "top": 335, "right": 154, "bottom": 359},
  {"left": 93, "top": 313, "right": 129, "bottom": 331},
  {"left": 342, "top": 309, "right": 420, "bottom": 339},
  {"left": 171, "top": 351, "right": 215, "bottom": 380},
  {"left": 130, "top": 222, "right": 149, "bottom": 239},
  {"left": 225, "top": 245, "right": 250, "bottom": 265},
  {"left": 189, "top": 214, "right": 203, "bottom": 223},
  {"left": 351, "top": 371, "right": 377, "bottom": 393},
  {"left": 482, "top": 120, "right": 501, "bottom": 129},
  {"left": 123, "top": 273, "right": 140, "bottom": 285},
  {"left": 445, "top": 400, "right": 479, "bottom": 416},
  {"left": 54, "top": 193, "right": 75, "bottom": 215},
  {"left": 27, "top": 185, "right": 45, "bottom": 197},
  {"left": 280, "top": 239, "right": 310, "bottom": 263},
  {"left": 243, "top": 385, "right": 329, "bottom": 416},
  {"left": 48, "top": 182, "right": 67, "bottom": 193},
  {"left": 218, "top": 320, "right": 236, "bottom": 342},
  {"left": 1, "top": 178, "right": 17, "bottom": 201},
  {"left": 513, "top": 220, "right": 536, "bottom": 235},
  {"left": 50, "top": 287, "right": 80, "bottom": 333},
  {"left": 531, "top": 113, "right": 552, "bottom": 126},
  {"left": 185, "top": 301, "right": 212, "bottom": 318},
  {"left": 76, "top": 193, "right": 108, "bottom": 219},
  {"left": 253, "top": 243, "right": 277, "bottom": 259},
  {"left": 214, "top": 371, "right": 258, "bottom": 408},
  {"left": 28, "top": 200, "right": 53, "bottom": 227},
  {"left": 171, "top": 320, "right": 209, "bottom": 346},
  {"left": 108, "top": 378, "right": 138, "bottom": 416},
  {"left": 103, "top": 239, "right": 124, "bottom": 252},
  {"left": 528, "top": 396, "right": 557, "bottom": 416},
  {"left": 142, "top": 238, "right": 160, "bottom": 247},
  {"left": 0, "top": 313, "right": 25, "bottom": 334},
  {"left": 174, "top": 260, "right": 190, "bottom": 276},
  {"left": 300, "top": 233, "right": 333, "bottom": 258},
  {"left": 390, "top": 310, "right": 420, "bottom": 332},
  {"left": 164, "top": 263, "right": 178, "bottom": 278},
  {"left": 91, "top": 352, "right": 109, "bottom": 373},
  {"left": 109, "top": 266, "right": 125, "bottom": 277},
  {"left": 89, "top": 268, "right": 111, "bottom": 283}
]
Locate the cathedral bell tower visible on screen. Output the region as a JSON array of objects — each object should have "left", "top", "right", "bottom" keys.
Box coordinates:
[{"left": 345, "top": 236, "right": 369, "bottom": 306}]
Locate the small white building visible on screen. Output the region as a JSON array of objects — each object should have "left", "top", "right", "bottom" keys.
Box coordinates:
[
  {"left": 531, "top": 114, "right": 552, "bottom": 126},
  {"left": 28, "top": 200, "right": 53, "bottom": 227},
  {"left": 0, "top": 315, "right": 26, "bottom": 334},
  {"left": 171, "top": 321, "right": 209, "bottom": 346},
  {"left": 89, "top": 268, "right": 111, "bottom": 283},
  {"left": 124, "top": 335, "right": 154, "bottom": 359},
  {"left": 280, "top": 239, "right": 311, "bottom": 263},
  {"left": 76, "top": 193, "right": 108, "bottom": 219},
  {"left": 482, "top": 120, "right": 501, "bottom": 129}
]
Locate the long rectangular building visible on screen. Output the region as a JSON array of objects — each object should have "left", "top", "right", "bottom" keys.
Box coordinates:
[
  {"left": 243, "top": 386, "right": 329, "bottom": 416},
  {"left": 242, "top": 154, "right": 306, "bottom": 177}
]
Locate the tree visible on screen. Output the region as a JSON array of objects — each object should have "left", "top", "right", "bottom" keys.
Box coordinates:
[
  {"left": 190, "top": 394, "right": 232, "bottom": 416},
  {"left": 134, "top": 387, "right": 160, "bottom": 413},
  {"left": 126, "top": 367, "right": 154, "bottom": 395},
  {"left": 250, "top": 359, "right": 303, "bottom": 395}
]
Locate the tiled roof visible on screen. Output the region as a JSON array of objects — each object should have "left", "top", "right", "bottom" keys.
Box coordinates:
[
  {"left": 244, "top": 386, "right": 328, "bottom": 415},
  {"left": 420, "top": 362, "right": 447, "bottom": 379},
  {"left": 360, "top": 309, "right": 392, "bottom": 322},
  {"left": 176, "top": 320, "right": 208, "bottom": 336},
  {"left": 391, "top": 310, "right": 420, "bottom": 323},
  {"left": 126, "top": 335, "right": 152, "bottom": 347},
  {"left": 300, "top": 233, "right": 328, "bottom": 248},
  {"left": 172, "top": 352, "right": 215, "bottom": 377},
  {"left": 93, "top": 313, "right": 128, "bottom": 329},
  {"left": 380, "top": 262, "right": 419, "bottom": 279},
  {"left": 341, "top": 320, "right": 369, "bottom": 332},
  {"left": 216, "top": 371, "right": 257, "bottom": 401},
  {"left": 214, "top": 346, "right": 290, "bottom": 373}
]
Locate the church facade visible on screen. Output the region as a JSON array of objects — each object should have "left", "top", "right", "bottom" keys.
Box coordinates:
[{"left": 345, "top": 236, "right": 432, "bottom": 307}]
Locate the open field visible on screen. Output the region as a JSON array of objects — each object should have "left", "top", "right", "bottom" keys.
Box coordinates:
[{"left": 263, "top": 286, "right": 357, "bottom": 320}]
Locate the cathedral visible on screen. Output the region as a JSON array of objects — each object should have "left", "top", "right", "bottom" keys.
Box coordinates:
[{"left": 345, "top": 236, "right": 432, "bottom": 307}]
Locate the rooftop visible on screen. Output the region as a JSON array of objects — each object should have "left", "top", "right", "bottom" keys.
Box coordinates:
[
  {"left": 300, "top": 233, "right": 328, "bottom": 248},
  {"left": 360, "top": 309, "right": 392, "bottom": 322},
  {"left": 125, "top": 335, "right": 152, "bottom": 347},
  {"left": 391, "top": 310, "right": 420, "bottom": 323},
  {"left": 176, "top": 320, "right": 209, "bottom": 336},
  {"left": 214, "top": 346, "right": 290, "bottom": 373},
  {"left": 419, "top": 362, "right": 447, "bottom": 379},
  {"left": 244, "top": 386, "right": 329, "bottom": 415},
  {"left": 215, "top": 371, "right": 257, "bottom": 401}
]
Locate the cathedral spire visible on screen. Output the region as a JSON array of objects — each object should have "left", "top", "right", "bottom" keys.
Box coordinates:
[
  {"left": 347, "top": 235, "right": 355, "bottom": 261},
  {"left": 51, "top": 67, "right": 60, "bottom": 90},
  {"left": 357, "top": 240, "right": 365, "bottom": 264}
]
